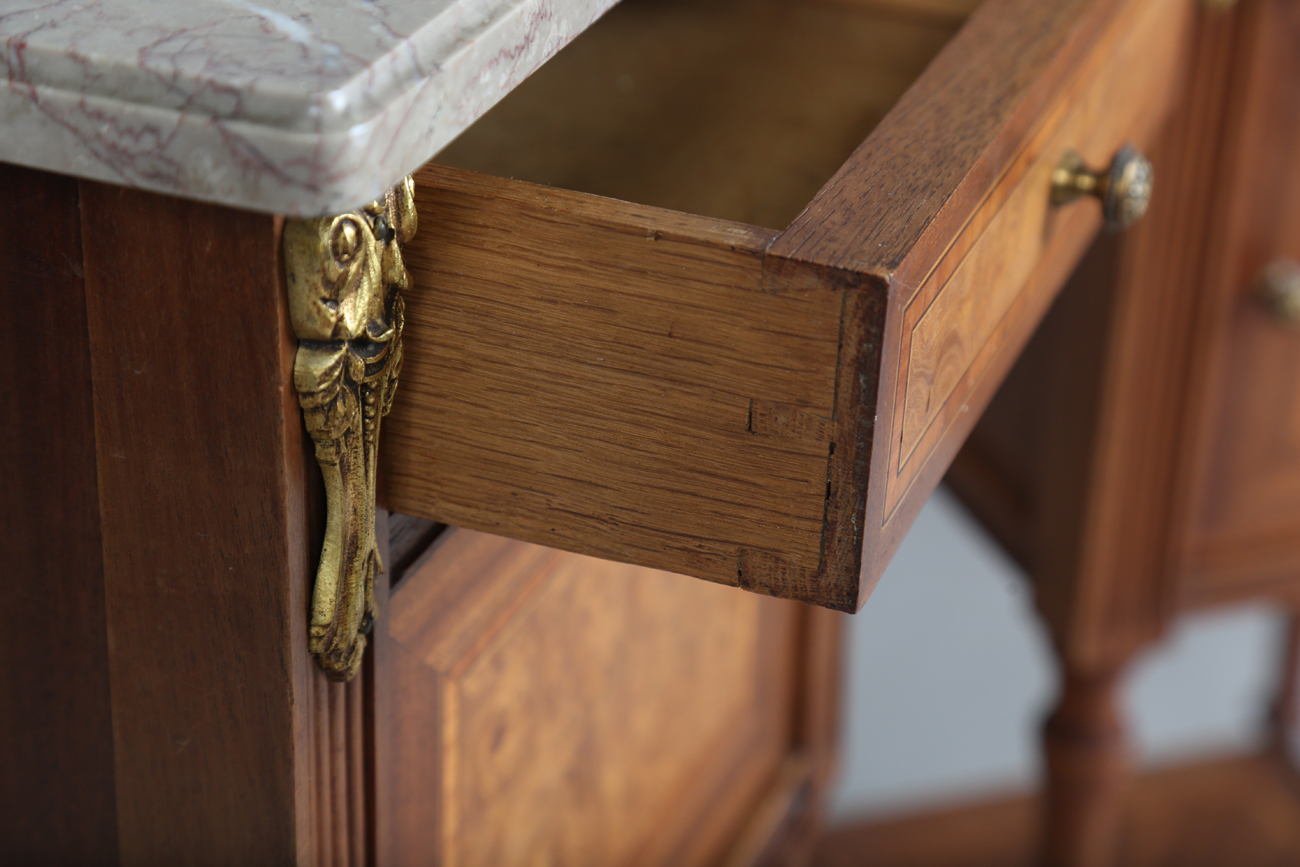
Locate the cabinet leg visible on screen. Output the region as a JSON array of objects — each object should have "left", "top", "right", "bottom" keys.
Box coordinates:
[
  {"left": 1270, "top": 610, "right": 1300, "bottom": 771},
  {"left": 1041, "top": 664, "right": 1130, "bottom": 867}
]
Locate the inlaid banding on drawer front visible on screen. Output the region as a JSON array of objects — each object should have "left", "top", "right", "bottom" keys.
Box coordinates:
[
  {"left": 882, "top": 0, "right": 1190, "bottom": 523},
  {"left": 888, "top": 98, "right": 1067, "bottom": 516}
]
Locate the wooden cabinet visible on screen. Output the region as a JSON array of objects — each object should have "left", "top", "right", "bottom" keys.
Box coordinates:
[
  {"left": 947, "top": 0, "right": 1300, "bottom": 863},
  {"left": 0, "top": 0, "right": 1220, "bottom": 863}
]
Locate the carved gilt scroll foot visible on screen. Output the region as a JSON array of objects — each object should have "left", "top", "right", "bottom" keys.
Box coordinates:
[{"left": 284, "top": 176, "right": 416, "bottom": 681}]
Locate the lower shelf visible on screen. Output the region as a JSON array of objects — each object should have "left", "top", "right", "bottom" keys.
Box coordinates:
[{"left": 814, "top": 753, "right": 1300, "bottom": 867}]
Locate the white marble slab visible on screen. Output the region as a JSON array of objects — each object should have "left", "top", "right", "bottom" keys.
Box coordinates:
[{"left": 0, "top": 0, "right": 616, "bottom": 214}]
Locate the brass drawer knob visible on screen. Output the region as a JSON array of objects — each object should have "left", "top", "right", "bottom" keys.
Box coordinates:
[
  {"left": 1051, "top": 143, "right": 1154, "bottom": 231},
  {"left": 1258, "top": 259, "right": 1300, "bottom": 325}
]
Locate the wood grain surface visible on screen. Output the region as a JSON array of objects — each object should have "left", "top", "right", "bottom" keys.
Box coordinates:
[
  {"left": 890, "top": 0, "right": 1184, "bottom": 507},
  {"left": 851, "top": 0, "right": 1193, "bottom": 592},
  {"left": 385, "top": 0, "right": 1188, "bottom": 611},
  {"left": 947, "top": 0, "right": 1277, "bottom": 663},
  {"left": 380, "top": 528, "right": 799, "bottom": 866},
  {"left": 769, "top": 0, "right": 1120, "bottom": 272},
  {"left": 384, "top": 166, "right": 856, "bottom": 605},
  {"left": 0, "top": 165, "right": 120, "bottom": 863},
  {"left": 78, "top": 183, "right": 349, "bottom": 865}
]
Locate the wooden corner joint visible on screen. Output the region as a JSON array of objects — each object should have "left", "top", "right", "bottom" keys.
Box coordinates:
[{"left": 284, "top": 176, "right": 416, "bottom": 681}]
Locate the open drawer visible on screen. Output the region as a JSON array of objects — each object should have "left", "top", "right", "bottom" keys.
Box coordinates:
[{"left": 380, "top": 0, "right": 1193, "bottom": 611}]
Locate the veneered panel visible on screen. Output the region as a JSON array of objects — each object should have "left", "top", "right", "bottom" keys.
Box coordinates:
[{"left": 386, "top": 529, "right": 797, "bottom": 866}]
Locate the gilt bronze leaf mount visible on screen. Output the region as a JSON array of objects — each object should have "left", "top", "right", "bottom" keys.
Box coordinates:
[{"left": 284, "top": 176, "right": 416, "bottom": 681}]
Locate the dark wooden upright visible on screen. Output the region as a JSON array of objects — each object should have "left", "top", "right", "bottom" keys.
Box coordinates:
[
  {"left": 1, "top": 170, "right": 369, "bottom": 864},
  {"left": 0, "top": 164, "right": 121, "bottom": 865}
]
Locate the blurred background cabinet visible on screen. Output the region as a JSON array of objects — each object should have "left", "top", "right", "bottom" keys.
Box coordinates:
[{"left": 932, "top": 0, "right": 1300, "bottom": 863}]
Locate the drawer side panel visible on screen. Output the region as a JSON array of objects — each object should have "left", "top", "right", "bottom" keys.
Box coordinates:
[{"left": 384, "top": 168, "right": 846, "bottom": 594}]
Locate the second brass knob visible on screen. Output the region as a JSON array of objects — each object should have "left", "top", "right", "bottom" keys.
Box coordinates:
[
  {"left": 1051, "top": 143, "right": 1154, "bottom": 231},
  {"left": 1258, "top": 259, "right": 1300, "bottom": 325}
]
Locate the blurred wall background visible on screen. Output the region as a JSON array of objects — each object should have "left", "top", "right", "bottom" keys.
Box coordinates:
[{"left": 828, "top": 486, "right": 1289, "bottom": 822}]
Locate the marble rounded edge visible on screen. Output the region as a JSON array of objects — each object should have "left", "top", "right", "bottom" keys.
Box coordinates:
[{"left": 0, "top": 0, "right": 616, "bottom": 216}]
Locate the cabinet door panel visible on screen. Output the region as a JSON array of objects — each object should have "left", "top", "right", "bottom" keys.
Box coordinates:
[
  {"left": 1180, "top": 0, "right": 1300, "bottom": 598},
  {"left": 377, "top": 528, "right": 799, "bottom": 866}
]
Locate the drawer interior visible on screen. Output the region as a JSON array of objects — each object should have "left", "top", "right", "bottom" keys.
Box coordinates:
[
  {"left": 436, "top": 0, "right": 965, "bottom": 229},
  {"left": 388, "top": 0, "right": 1185, "bottom": 611}
]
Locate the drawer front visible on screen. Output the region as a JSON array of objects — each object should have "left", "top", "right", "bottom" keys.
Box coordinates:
[
  {"left": 847, "top": 0, "right": 1191, "bottom": 584},
  {"left": 1178, "top": 0, "right": 1300, "bottom": 600},
  {"left": 382, "top": 0, "right": 1193, "bottom": 611}
]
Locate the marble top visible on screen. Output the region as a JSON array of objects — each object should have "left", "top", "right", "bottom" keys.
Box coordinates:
[{"left": 0, "top": 0, "right": 615, "bottom": 214}]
